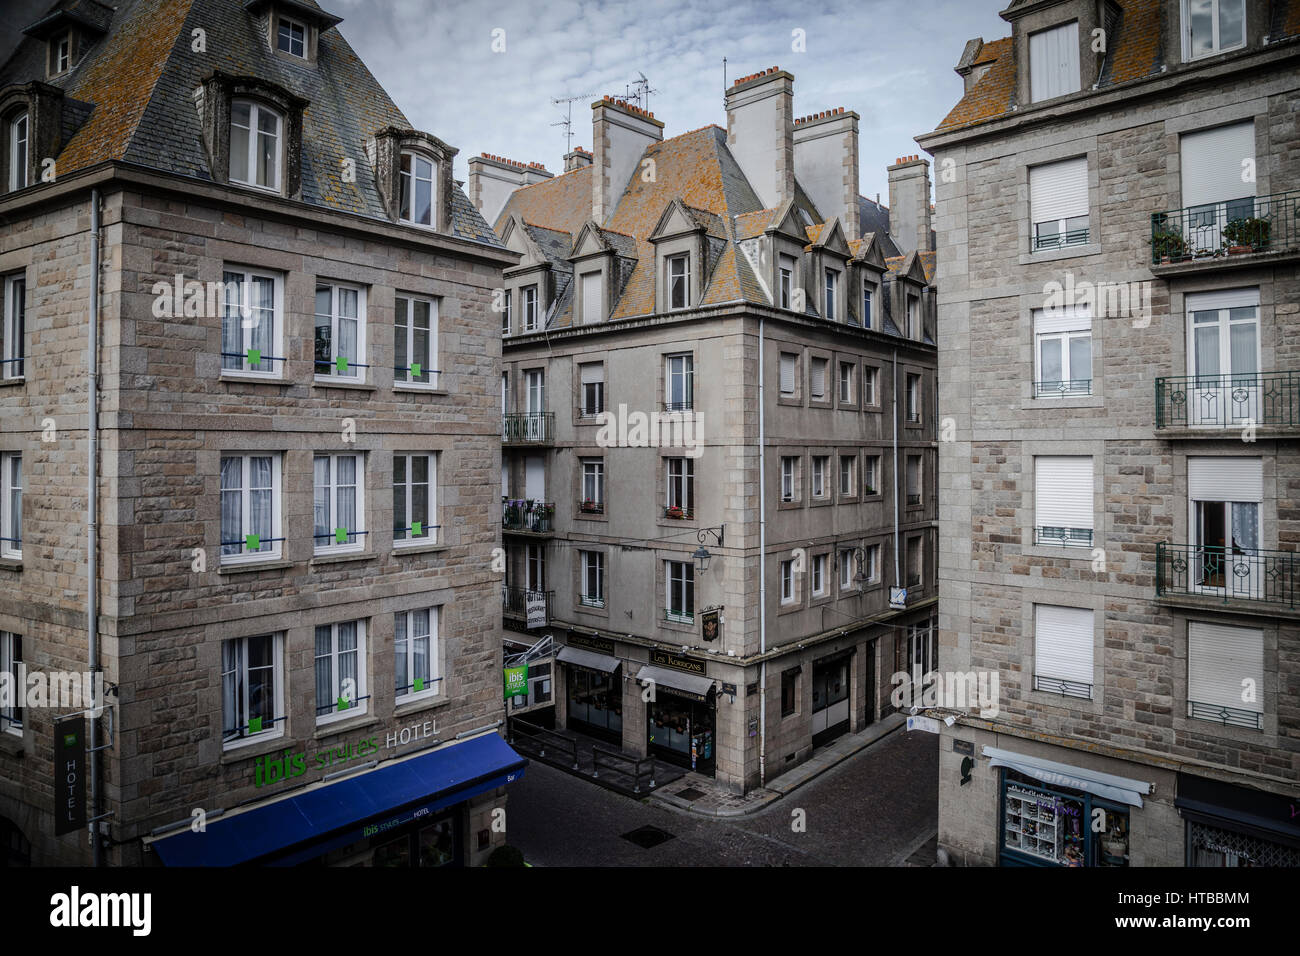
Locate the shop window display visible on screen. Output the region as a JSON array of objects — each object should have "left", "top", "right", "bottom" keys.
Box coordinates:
[{"left": 1000, "top": 769, "right": 1129, "bottom": 867}]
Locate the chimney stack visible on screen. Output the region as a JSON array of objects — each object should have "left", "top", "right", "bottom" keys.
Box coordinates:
[
  {"left": 468, "top": 153, "right": 554, "bottom": 228},
  {"left": 725, "top": 66, "right": 795, "bottom": 210},
  {"left": 887, "top": 154, "right": 933, "bottom": 255},
  {"left": 793, "top": 108, "right": 860, "bottom": 239},
  {"left": 565, "top": 146, "right": 593, "bottom": 172},
  {"left": 954, "top": 38, "right": 988, "bottom": 93},
  {"left": 591, "top": 97, "right": 664, "bottom": 223}
]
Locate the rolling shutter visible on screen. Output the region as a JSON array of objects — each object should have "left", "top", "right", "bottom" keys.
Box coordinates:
[
  {"left": 1187, "top": 457, "right": 1262, "bottom": 502},
  {"left": 811, "top": 358, "right": 827, "bottom": 398},
  {"left": 1029, "top": 157, "right": 1088, "bottom": 227},
  {"left": 1029, "top": 21, "right": 1080, "bottom": 102},
  {"left": 1185, "top": 288, "right": 1258, "bottom": 313},
  {"left": 1033, "top": 604, "right": 1094, "bottom": 685},
  {"left": 581, "top": 272, "right": 602, "bottom": 323},
  {"left": 1181, "top": 122, "right": 1255, "bottom": 208},
  {"left": 1035, "top": 456, "right": 1093, "bottom": 530},
  {"left": 579, "top": 362, "right": 603, "bottom": 385},
  {"left": 1188, "top": 621, "right": 1263, "bottom": 713},
  {"left": 1033, "top": 304, "right": 1091, "bottom": 335},
  {"left": 780, "top": 353, "right": 796, "bottom": 394}
]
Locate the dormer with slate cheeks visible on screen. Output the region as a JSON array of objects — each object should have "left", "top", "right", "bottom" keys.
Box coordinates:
[
  {"left": 1161, "top": 0, "right": 1268, "bottom": 69},
  {"left": 568, "top": 222, "right": 616, "bottom": 325},
  {"left": 370, "top": 127, "right": 457, "bottom": 233},
  {"left": 805, "top": 219, "right": 852, "bottom": 323},
  {"left": 0, "top": 81, "right": 64, "bottom": 195},
  {"left": 499, "top": 214, "right": 558, "bottom": 334},
  {"left": 850, "top": 233, "right": 888, "bottom": 331},
  {"left": 649, "top": 198, "right": 709, "bottom": 313},
  {"left": 1002, "top": 0, "right": 1110, "bottom": 106},
  {"left": 21, "top": 0, "right": 111, "bottom": 80},
  {"left": 246, "top": 0, "right": 344, "bottom": 66},
  {"left": 195, "top": 71, "right": 308, "bottom": 200}
]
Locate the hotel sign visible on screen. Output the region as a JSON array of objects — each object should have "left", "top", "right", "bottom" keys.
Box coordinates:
[
  {"left": 649, "top": 649, "right": 706, "bottom": 675},
  {"left": 54, "top": 716, "right": 86, "bottom": 836},
  {"left": 503, "top": 663, "right": 529, "bottom": 700}
]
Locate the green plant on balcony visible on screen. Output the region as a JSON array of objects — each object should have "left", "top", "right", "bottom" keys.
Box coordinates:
[
  {"left": 1153, "top": 229, "right": 1189, "bottom": 262},
  {"left": 1222, "top": 217, "right": 1271, "bottom": 253},
  {"left": 664, "top": 505, "right": 688, "bottom": 519}
]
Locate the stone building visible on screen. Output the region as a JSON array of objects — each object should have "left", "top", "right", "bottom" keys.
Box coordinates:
[
  {"left": 0, "top": 0, "right": 521, "bottom": 866},
  {"left": 477, "top": 68, "right": 940, "bottom": 794},
  {"left": 917, "top": 0, "right": 1300, "bottom": 866}
]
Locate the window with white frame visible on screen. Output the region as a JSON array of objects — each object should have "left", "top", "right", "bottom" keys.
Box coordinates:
[
  {"left": 906, "top": 455, "right": 922, "bottom": 506},
  {"left": 399, "top": 151, "right": 436, "bottom": 227},
  {"left": 1029, "top": 157, "right": 1089, "bottom": 251},
  {"left": 863, "top": 366, "right": 878, "bottom": 405},
  {"left": 579, "top": 362, "right": 605, "bottom": 417},
  {"left": 906, "top": 373, "right": 922, "bottom": 423},
  {"left": 864, "top": 454, "right": 880, "bottom": 495},
  {"left": 811, "top": 357, "right": 828, "bottom": 401},
  {"left": 53, "top": 32, "right": 72, "bottom": 75},
  {"left": 0, "top": 631, "right": 20, "bottom": 735},
  {"left": 314, "top": 453, "right": 365, "bottom": 553},
  {"left": 838, "top": 548, "right": 856, "bottom": 590},
  {"left": 526, "top": 369, "right": 545, "bottom": 415},
  {"left": 862, "top": 543, "right": 880, "bottom": 584},
  {"left": 1187, "top": 620, "right": 1263, "bottom": 728},
  {"left": 229, "top": 99, "right": 281, "bottom": 191},
  {"left": 7, "top": 111, "right": 28, "bottom": 192},
  {"left": 812, "top": 553, "right": 828, "bottom": 596},
  {"left": 779, "top": 254, "right": 796, "bottom": 309},
  {"left": 906, "top": 535, "right": 923, "bottom": 588},
  {"left": 812, "top": 455, "right": 829, "bottom": 499},
  {"left": 1034, "top": 455, "right": 1094, "bottom": 547},
  {"left": 1188, "top": 456, "right": 1262, "bottom": 598},
  {"left": 580, "top": 458, "right": 604, "bottom": 512},
  {"left": 2, "top": 273, "right": 22, "bottom": 379},
  {"left": 523, "top": 286, "right": 539, "bottom": 331},
  {"left": 665, "top": 560, "right": 694, "bottom": 622},
  {"left": 905, "top": 295, "right": 919, "bottom": 339},
  {"left": 838, "top": 362, "right": 854, "bottom": 404},
  {"left": 393, "top": 452, "right": 436, "bottom": 545},
  {"left": 221, "top": 633, "right": 283, "bottom": 745},
  {"left": 315, "top": 620, "right": 366, "bottom": 722},
  {"left": 580, "top": 271, "right": 602, "bottom": 324},
  {"left": 1033, "top": 604, "right": 1094, "bottom": 699},
  {"left": 780, "top": 559, "right": 795, "bottom": 604},
  {"left": 781, "top": 456, "right": 799, "bottom": 502},
  {"left": 1180, "top": 123, "right": 1256, "bottom": 250},
  {"left": 220, "top": 453, "right": 280, "bottom": 563},
  {"left": 221, "top": 268, "right": 281, "bottom": 376},
  {"left": 1183, "top": 0, "right": 1246, "bottom": 60},
  {"left": 0, "top": 453, "right": 18, "bottom": 560},
  {"left": 526, "top": 543, "right": 545, "bottom": 590},
  {"left": 666, "top": 353, "right": 693, "bottom": 410},
  {"left": 1029, "top": 21, "right": 1081, "bottom": 102},
  {"left": 502, "top": 290, "right": 512, "bottom": 336},
  {"left": 395, "top": 607, "right": 439, "bottom": 701},
  {"left": 1034, "top": 306, "right": 1092, "bottom": 397},
  {"left": 666, "top": 457, "right": 694, "bottom": 517},
  {"left": 1186, "top": 289, "right": 1259, "bottom": 427},
  {"left": 314, "top": 282, "right": 366, "bottom": 380},
  {"left": 667, "top": 254, "right": 690, "bottom": 310},
  {"left": 394, "top": 294, "right": 438, "bottom": 387},
  {"left": 580, "top": 550, "right": 605, "bottom": 607},
  {"left": 862, "top": 278, "right": 874, "bottom": 330},
  {"left": 839, "top": 454, "right": 855, "bottom": 497},
  {"left": 276, "top": 16, "right": 307, "bottom": 57},
  {"left": 779, "top": 352, "right": 797, "bottom": 396},
  {"left": 824, "top": 268, "right": 838, "bottom": 319}
]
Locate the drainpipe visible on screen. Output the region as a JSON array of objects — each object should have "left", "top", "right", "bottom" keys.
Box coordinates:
[
  {"left": 88, "top": 188, "right": 101, "bottom": 867},
  {"left": 758, "top": 316, "right": 767, "bottom": 787},
  {"left": 892, "top": 348, "right": 901, "bottom": 591}
]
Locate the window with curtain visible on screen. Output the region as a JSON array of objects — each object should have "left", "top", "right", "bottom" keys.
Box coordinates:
[
  {"left": 315, "top": 621, "right": 366, "bottom": 721},
  {"left": 395, "top": 607, "right": 438, "bottom": 700},
  {"left": 314, "top": 453, "right": 364, "bottom": 553},
  {"left": 222, "top": 269, "right": 279, "bottom": 375},
  {"left": 314, "top": 283, "right": 365, "bottom": 380},
  {"left": 665, "top": 560, "right": 694, "bottom": 621},
  {"left": 2, "top": 273, "right": 24, "bottom": 379},
  {"left": 393, "top": 453, "right": 435, "bottom": 545},
  {"left": 220, "top": 454, "right": 278, "bottom": 562},
  {"left": 222, "top": 633, "right": 281, "bottom": 744},
  {"left": 229, "top": 100, "right": 281, "bottom": 190},
  {"left": 394, "top": 295, "right": 437, "bottom": 387},
  {"left": 0, "top": 453, "right": 19, "bottom": 560}
]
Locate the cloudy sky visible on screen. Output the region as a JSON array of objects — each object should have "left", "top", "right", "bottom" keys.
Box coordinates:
[{"left": 330, "top": 0, "right": 1010, "bottom": 208}]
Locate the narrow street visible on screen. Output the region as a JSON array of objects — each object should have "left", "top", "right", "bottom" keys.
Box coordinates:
[{"left": 506, "top": 728, "right": 939, "bottom": 866}]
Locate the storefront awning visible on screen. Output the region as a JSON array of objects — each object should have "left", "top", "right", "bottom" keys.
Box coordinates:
[
  {"left": 635, "top": 665, "right": 714, "bottom": 702},
  {"left": 556, "top": 646, "right": 620, "bottom": 674},
  {"left": 983, "top": 746, "right": 1150, "bottom": 807},
  {"left": 148, "top": 732, "right": 526, "bottom": 866},
  {"left": 1175, "top": 772, "right": 1300, "bottom": 849}
]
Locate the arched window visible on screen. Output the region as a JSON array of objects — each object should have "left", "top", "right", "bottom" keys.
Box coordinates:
[
  {"left": 8, "top": 112, "right": 28, "bottom": 192},
  {"left": 229, "top": 99, "right": 282, "bottom": 191},
  {"left": 399, "top": 151, "right": 435, "bottom": 226}
]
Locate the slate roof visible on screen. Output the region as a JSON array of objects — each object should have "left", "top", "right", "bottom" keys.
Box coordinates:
[{"left": 0, "top": 0, "right": 500, "bottom": 245}]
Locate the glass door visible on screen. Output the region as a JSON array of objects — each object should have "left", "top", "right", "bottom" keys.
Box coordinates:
[
  {"left": 1194, "top": 500, "right": 1260, "bottom": 598},
  {"left": 1188, "top": 302, "right": 1259, "bottom": 427},
  {"left": 525, "top": 370, "right": 545, "bottom": 440}
]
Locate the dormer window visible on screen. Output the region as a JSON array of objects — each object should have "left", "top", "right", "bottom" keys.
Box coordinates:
[
  {"left": 1028, "top": 21, "right": 1080, "bottom": 103},
  {"left": 1183, "top": 0, "right": 1245, "bottom": 60},
  {"left": 276, "top": 17, "right": 307, "bottom": 57},
  {"left": 7, "top": 112, "right": 28, "bottom": 192},
  {"left": 824, "top": 267, "right": 838, "bottom": 320},
  {"left": 230, "top": 99, "right": 282, "bottom": 191},
  {"left": 668, "top": 254, "right": 690, "bottom": 310},
  {"left": 906, "top": 295, "right": 918, "bottom": 339},
  {"left": 53, "top": 32, "right": 72, "bottom": 75},
  {"left": 399, "top": 151, "right": 436, "bottom": 226},
  {"left": 862, "top": 278, "right": 874, "bottom": 330},
  {"left": 779, "top": 254, "right": 796, "bottom": 309}
]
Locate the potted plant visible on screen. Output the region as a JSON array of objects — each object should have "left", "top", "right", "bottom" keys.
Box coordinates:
[
  {"left": 1152, "top": 229, "right": 1189, "bottom": 263},
  {"left": 665, "top": 505, "right": 686, "bottom": 519},
  {"left": 1223, "top": 217, "right": 1270, "bottom": 253},
  {"left": 580, "top": 498, "right": 600, "bottom": 513}
]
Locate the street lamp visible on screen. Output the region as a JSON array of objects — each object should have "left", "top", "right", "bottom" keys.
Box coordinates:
[
  {"left": 692, "top": 545, "right": 712, "bottom": 572},
  {"left": 693, "top": 525, "right": 724, "bottom": 573}
]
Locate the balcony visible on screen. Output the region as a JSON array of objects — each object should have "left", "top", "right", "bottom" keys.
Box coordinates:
[
  {"left": 1156, "top": 543, "right": 1298, "bottom": 612},
  {"left": 1150, "top": 191, "right": 1300, "bottom": 271},
  {"left": 1155, "top": 372, "right": 1300, "bottom": 434},
  {"left": 502, "top": 412, "right": 555, "bottom": 445},
  {"left": 502, "top": 586, "right": 554, "bottom": 626},
  {"left": 502, "top": 498, "right": 554, "bottom": 535}
]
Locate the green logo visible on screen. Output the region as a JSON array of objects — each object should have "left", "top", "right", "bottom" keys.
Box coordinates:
[{"left": 503, "top": 664, "right": 528, "bottom": 699}]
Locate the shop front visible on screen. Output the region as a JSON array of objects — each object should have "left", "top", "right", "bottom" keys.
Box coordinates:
[
  {"left": 987, "top": 746, "right": 1149, "bottom": 867},
  {"left": 811, "top": 650, "right": 851, "bottom": 747},
  {"left": 637, "top": 653, "right": 716, "bottom": 776},
  {"left": 557, "top": 638, "right": 622, "bottom": 745},
  {"left": 1176, "top": 772, "right": 1300, "bottom": 867}
]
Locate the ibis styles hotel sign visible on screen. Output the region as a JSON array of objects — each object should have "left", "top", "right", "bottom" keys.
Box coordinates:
[{"left": 504, "top": 664, "right": 529, "bottom": 699}]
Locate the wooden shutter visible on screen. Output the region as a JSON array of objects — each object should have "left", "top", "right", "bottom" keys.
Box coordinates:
[
  {"left": 1035, "top": 456, "right": 1093, "bottom": 530},
  {"left": 1180, "top": 122, "right": 1255, "bottom": 208},
  {"left": 1033, "top": 604, "right": 1094, "bottom": 685},
  {"left": 1029, "top": 21, "right": 1080, "bottom": 101},
  {"left": 1188, "top": 621, "right": 1263, "bottom": 713},
  {"left": 780, "top": 353, "right": 796, "bottom": 393},
  {"left": 1187, "top": 457, "right": 1262, "bottom": 502},
  {"left": 1029, "top": 157, "right": 1088, "bottom": 226}
]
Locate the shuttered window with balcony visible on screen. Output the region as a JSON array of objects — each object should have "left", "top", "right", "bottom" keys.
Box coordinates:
[
  {"left": 1187, "top": 621, "right": 1263, "bottom": 728},
  {"left": 1033, "top": 604, "right": 1094, "bottom": 698},
  {"left": 1029, "top": 157, "right": 1089, "bottom": 250},
  {"left": 1034, "top": 456, "right": 1093, "bottom": 547}
]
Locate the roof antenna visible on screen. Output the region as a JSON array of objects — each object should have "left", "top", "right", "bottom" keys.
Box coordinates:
[
  {"left": 551, "top": 91, "right": 601, "bottom": 155},
  {"left": 722, "top": 57, "right": 727, "bottom": 109},
  {"left": 630, "top": 71, "right": 658, "bottom": 113}
]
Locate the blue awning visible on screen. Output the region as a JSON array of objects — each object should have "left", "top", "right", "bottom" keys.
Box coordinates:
[{"left": 150, "top": 732, "right": 526, "bottom": 866}]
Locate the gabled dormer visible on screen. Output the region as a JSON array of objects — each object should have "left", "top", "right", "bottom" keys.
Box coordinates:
[
  {"left": 22, "top": 0, "right": 110, "bottom": 80},
  {"left": 804, "top": 218, "right": 851, "bottom": 323},
  {"left": 196, "top": 72, "right": 308, "bottom": 200},
  {"left": 245, "top": 0, "right": 344, "bottom": 66},
  {"left": 0, "top": 82, "right": 63, "bottom": 195},
  {"left": 888, "top": 250, "right": 930, "bottom": 342},
  {"left": 369, "top": 127, "right": 456, "bottom": 232},
  {"left": 648, "top": 198, "right": 709, "bottom": 313},
  {"left": 850, "top": 232, "right": 888, "bottom": 331},
  {"left": 762, "top": 198, "right": 814, "bottom": 313},
  {"left": 1002, "top": 0, "right": 1114, "bottom": 106},
  {"left": 499, "top": 214, "right": 557, "bottom": 335},
  {"left": 568, "top": 221, "right": 636, "bottom": 325}
]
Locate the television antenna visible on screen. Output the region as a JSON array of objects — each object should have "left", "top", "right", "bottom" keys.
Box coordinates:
[{"left": 551, "top": 92, "right": 600, "bottom": 154}]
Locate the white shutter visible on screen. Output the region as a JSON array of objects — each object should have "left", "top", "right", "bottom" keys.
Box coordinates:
[
  {"left": 811, "top": 358, "right": 827, "bottom": 398},
  {"left": 1033, "top": 305, "right": 1091, "bottom": 335},
  {"left": 1188, "top": 457, "right": 1262, "bottom": 501},
  {"left": 1185, "top": 288, "right": 1258, "bottom": 312},
  {"left": 1034, "top": 604, "right": 1094, "bottom": 685},
  {"left": 525, "top": 454, "right": 545, "bottom": 499},
  {"left": 1181, "top": 122, "right": 1255, "bottom": 208},
  {"left": 501, "top": 464, "right": 508, "bottom": 496},
  {"left": 581, "top": 272, "right": 602, "bottom": 323},
  {"left": 1188, "top": 621, "right": 1263, "bottom": 713},
  {"left": 579, "top": 362, "right": 603, "bottom": 385},
  {"left": 780, "top": 353, "right": 796, "bottom": 393},
  {"left": 1029, "top": 157, "right": 1088, "bottom": 225},
  {"left": 1029, "top": 21, "right": 1080, "bottom": 102},
  {"left": 1035, "top": 456, "right": 1093, "bottom": 530}
]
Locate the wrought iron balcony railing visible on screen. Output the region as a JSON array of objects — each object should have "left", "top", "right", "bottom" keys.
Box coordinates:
[
  {"left": 663, "top": 607, "right": 694, "bottom": 624},
  {"left": 502, "top": 586, "right": 554, "bottom": 623},
  {"left": 1035, "top": 378, "right": 1092, "bottom": 398},
  {"left": 1035, "top": 526, "right": 1094, "bottom": 548},
  {"left": 501, "top": 498, "right": 554, "bottom": 534},
  {"left": 1033, "top": 675, "right": 1093, "bottom": 700},
  {"left": 502, "top": 412, "right": 555, "bottom": 444},
  {"left": 1150, "top": 190, "right": 1299, "bottom": 265},
  {"left": 578, "top": 498, "right": 604, "bottom": 515},
  {"left": 663, "top": 504, "right": 694, "bottom": 520},
  {"left": 1155, "top": 372, "right": 1300, "bottom": 430},
  {"left": 1187, "top": 700, "right": 1263, "bottom": 730},
  {"left": 1156, "top": 542, "right": 1298, "bottom": 609}
]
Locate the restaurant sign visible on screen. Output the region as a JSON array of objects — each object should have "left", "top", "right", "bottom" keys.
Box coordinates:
[{"left": 649, "top": 649, "right": 706, "bottom": 675}]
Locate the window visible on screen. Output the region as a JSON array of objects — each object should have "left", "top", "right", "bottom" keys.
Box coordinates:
[
  {"left": 314, "top": 282, "right": 366, "bottom": 381},
  {"left": 394, "top": 295, "right": 438, "bottom": 387},
  {"left": 839, "top": 549, "right": 855, "bottom": 590},
  {"left": 220, "top": 454, "right": 281, "bottom": 563},
  {"left": 906, "top": 455, "right": 922, "bottom": 506},
  {"left": 863, "top": 366, "right": 878, "bottom": 405},
  {"left": 393, "top": 453, "right": 436, "bottom": 546},
  {"left": 1185, "top": 289, "right": 1259, "bottom": 426},
  {"left": 824, "top": 268, "right": 837, "bottom": 319},
  {"left": 0, "top": 631, "right": 20, "bottom": 735},
  {"left": 399, "top": 151, "right": 436, "bottom": 226},
  {"left": 1188, "top": 456, "right": 1263, "bottom": 598},
  {"left": 1179, "top": 123, "right": 1256, "bottom": 251},
  {"left": 862, "top": 543, "right": 880, "bottom": 584},
  {"left": 523, "top": 286, "right": 539, "bottom": 331},
  {"left": 838, "top": 362, "right": 854, "bottom": 404},
  {"left": 315, "top": 621, "right": 367, "bottom": 722},
  {"left": 53, "top": 32, "right": 72, "bottom": 74},
  {"left": 276, "top": 17, "right": 307, "bottom": 57},
  {"left": 1029, "top": 157, "right": 1089, "bottom": 251},
  {"left": 221, "top": 633, "right": 283, "bottom": 745},
  {"left": 779, "top": 352, "right": 797, "bottom": 396},
  {"left": 7, "top": 112, "right": 27, "bottom": 192},
  {"left": 780, "top": 559, "right": 795, "bottom": 604},
  {"left": 314, "top": 454, "right": 365, "bottom": 553},
  {"left": 526, "top": 543, "right": 546, "bottom": 591},
  {"left": 667, "top": 254, "right": 690, "bottom": 310},
  {"left": 863, "top": 455, "right": 880, "bottom": 496},
  {"left": 812, "top": 456, "right": 829, "bottom": 499},
  {"left": 2, "top": 274, "right": 22, "bottom": 379},
  {"left": 906, "top": 373, "right": 922, "bottom": 423},
  {"left": 665, "top": 560, "right": 694, "bottom": 622},
  {"left": 780, "top": 456, "right": 799, "bottom": 502},
  {"left": 579, "top": 363, "right": 605, "bottom": 417},
  {"left": 812, "top": 553, "right": 828, "bottom": 596},
  {"left": 229, "top": 100, "right": 281, "bottom": 191},
  {"left": 1187, "top": 621, "right": 1263, "bottom": 728},
  {"left": 905, "top": 295, "right": 919, "bottom": 339},
  {"left": 779, "top": 254, "right": 796, "bottom": 309},
  {"left": 1033, "top": 605, "right": 1094, "bottom": 699},
  {"left": 862, "top": 279, "right": 874, "bottom": 330},
  {"left": 1035, "top": 307, "right": 1092, "bottom": 397},
  {"left": 839, "top": 455, "right": 855, "bottom": 497},
  {"left": 666, "top": 353, "right": 693, "bottom": 410},
  {"left": 395, "top": 607, "right": 439, "bottom": 701},
  {"left": 526, "top": 369, "right": 545, "bottom": 415},
  {"left": 906, "top": 536, "right": 923, "bottom": 588},
  {"left": 1029, "top": 21, "right": 1081, "bottom": 102},
  {"left": 221, "top": 268, "right": 281, "bottom": 376},
  {"left": 781, "top": 668, "right": 798, "bottom": 716},
  {"left": 580, "top": 271, "right": 602, "bottom": 323},
  {"left": 810, "top": 357, "right": 828, "bottom": 401},
  {"left": 580, "top": 551, "right": 605, "bottom": 607},
  {"left": 1034, "top": 456, "right": 1094, "bottom": 547},
  {"left": 502, "top": 290, "right": 512, "bottom": 336},
  {"left": 580, "top": 458, "right": 604, "bottom": 513},
  {"left": 666, "top": 457, "right": 694, "bottom": 517},
  {"left": 1183, "top": 0, "right": 1246, "bottom": 59}
]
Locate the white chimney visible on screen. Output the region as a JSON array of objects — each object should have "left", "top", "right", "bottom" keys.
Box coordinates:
[
  {"left": 793, "top": 108, "right": 860, "bottom": 239},
  {"left": 887, "top": 154, "right": 933, "bottom": 255},
  {"left": 591, "top": 97, "right": 663, "bottom": 223},
  {"left": 725, "top": 66, "right": 795, "bottom": 210},
  {"left": 468, "top": 153, "right": 553, "bottom": 227}
]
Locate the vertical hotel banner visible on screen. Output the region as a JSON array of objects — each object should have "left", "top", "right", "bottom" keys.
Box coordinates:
[
  {"left": 54, "top": 715, "right": 87, "bottom": 836},
  {"left": 504, "top": 663, "right": 529, "bottom": 700}
]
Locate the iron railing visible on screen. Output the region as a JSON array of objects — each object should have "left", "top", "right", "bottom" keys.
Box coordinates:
[
  {"left": 1035, "top": 526, "right": 1094, "bottom": 548},
  {"left": 502, "top": 498, "right": 554, "bottom": 534},
  {"left": 502, "top": 412, "right": 555, "bottom": 444},
  {"left": 577, "top": 498, "right": 605, "bottom": 515},
  {"left": 1156, "top": 542, "right": 1298, "bottom": 608},
  {"left": 1150, "top": 190, "right": 1299, "bottom": 265},
  {"left": 502, "top": 586, "right": 554, "bottom": 623},
  {"left": 663, "top": 505, "right": 694, "bottom": 520},
  {"left": 663, "top": 607, "right": 694, "bottom": 625},
  {"left": 1035, "top": 378, "right": 1093, "bottom": 398},
  {"left": 1033, "top": 675, "right": 1093, "bottom": 700},
  {"left": 1187, "top": 700, "right": 1263, "bottom": 730},
  {"left": 591, "top": 745, "right": 657, "bottom": 792},
  {"left": 1155, "top": 372, "right": 1300, "bottom": 429}
]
